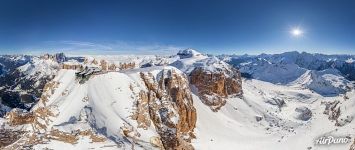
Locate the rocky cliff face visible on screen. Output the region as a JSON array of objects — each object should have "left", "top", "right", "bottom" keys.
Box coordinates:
[
  {"left": 40, "top": 53, "right": 67, "bottom": 63},
  {"left": 135, "top": 68, "right": 196, "bottom": 149},
  {"left": 350, "top": 139, "right": 355, "bottom": 150},
  {"left": 323, "top": 100, "right": 342, "bottom": 126},
  {"left": 190, "top": 67, "right": 242, "bottom": 111},
  {"left": 0, "top": 129, "right": 25, "bottom": 148},
  {"left": 171, "top": 49, "right": 243, "bottom": 111}
]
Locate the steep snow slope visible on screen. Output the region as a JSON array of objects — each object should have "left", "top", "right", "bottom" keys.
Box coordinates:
[
  {"left": 28, "top": 70, "right": 120, "bottom": 149},
  {"left": 5, "top": 69, "right": 149, "bottom": 149},
  {"left": 30, "top": 68, "right": 166, "bottom": 149}
]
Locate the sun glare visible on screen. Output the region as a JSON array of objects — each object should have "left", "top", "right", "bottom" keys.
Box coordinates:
[{"left": 291, "top": 28, "right": 303, "bottom": 37}]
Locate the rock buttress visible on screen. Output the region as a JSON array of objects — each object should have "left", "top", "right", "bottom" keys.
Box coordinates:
[
  {"left": 138, "top": 68, "right": 196, "bottom": 150},
  {"left": 190, "top": 67, "right": 242, "bottom": 111}
]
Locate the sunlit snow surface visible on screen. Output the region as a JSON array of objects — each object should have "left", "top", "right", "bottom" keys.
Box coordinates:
[
  {"left": 193, "top": 79, "right": 355, "bottom": 150},
  {"left": 3, "top": 52, "right": 353, "bottom": 150},
  {"left": 26, "top": 69, "right": 354, "bottom": 150}
]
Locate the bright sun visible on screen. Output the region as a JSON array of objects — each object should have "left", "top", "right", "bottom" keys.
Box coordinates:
[{"left": 291, "top": 28, "right": 303, "bottom": 37}]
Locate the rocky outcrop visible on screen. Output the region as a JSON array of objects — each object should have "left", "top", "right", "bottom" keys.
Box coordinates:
[
  {"left": 100, "top": 60, "right": 108, "bottom": 71},
  {"left": 40, "top": 53, "right": 67, "bottom": 63},
  {"left": 61, "top": 64, "right": 81, "bottom": 70},
  {"left": 190, "top": 67, "right": 242, "bottom": 111},
  {"left": 323, "top": 100, "right": 354, "bottom": 127},
  {"left": 6, "top": 109, "right": 34, "bottom": 126},
  {"left": 119, "top": 62, "right": 135, "bottom": 70},
  {"left": 134, "top": 68, "right": 196, "bottom": 150},
  {"left": 171, "top": 49, "right": 243, "bottom": 111},
  {"left": 0, "top": 129, "right": 25, "bottom": 148},
  {"left": 47, "top": 129, "right": 79, "bottom": 144},
  {"left": 350, "top": 139, "right": 355, "bottom": 150},
  {"left": 294, "top": 107, "right": 312, "bottom": 121},
  {"left": 47, "top": 129, "right": 106, "bottom": 144},
  {"left": 322, "top": 100, "right": 347, "bottom": 126},
  {"left": 83, "top": 57, "right": 135, "bottom": 71},
  {"left": 323, "top": 101, "right": 341, "bottom": 121},
  {"left": 61, "top": 62, "right": 82, "bottom": 70},
  {"left": 265, "top": 98, "right": 286, "bottom": 109},
  {"left": 108, "top": 63, "right": 117, "bottom": 71}
]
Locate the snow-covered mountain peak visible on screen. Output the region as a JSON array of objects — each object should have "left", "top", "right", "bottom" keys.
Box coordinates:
[
  {"left": 291, "top": 68, "right": 352, "bottom": 96},
  {"left": 177, "top": 48, "right": 203, "bottom": 59},
  {"left": 171, "top": 50, "right": 232, "bottom": 74},
  {"left": 40, "top": 53, "right": 67, "bottom": 63},
  {"left": 17, "top": 56, "right": 60, "bottom": 78}
]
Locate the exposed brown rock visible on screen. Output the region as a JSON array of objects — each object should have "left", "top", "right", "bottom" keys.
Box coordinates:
[
  {"left": 134, "top": 68, "right": 196, "bottom": 150},
  {"left": 190, "top": 67, "right": 242, "bottom": 111},
  {"left": 323, "top": 101, "right": 341, "bottom": 120},
  {"left": 119, "top": 62, "right": 135, "bottom": 70},
  {"left": 47, "top": 129, "right": 79, "bottom": 144},
  {"left": 350, "top": 139, "right": 355, "bottom": 150},
  {"left": 26, "top": 133, "right": 46, "bottom": 146},
  {"left": 120, "top": 123, "right": 141, "bottom": 141},
  {"left": 150, "top": 136, "right": 164, "bottom": 149},
  {"left": 100, "top": 60, "right": 108, "bottom": 71},
  {"left": 46, "top": 128, "right": 106, "bottom": 144},
  {"left": 92, "top": 59, "right": 98, "bottom": 65},
  {"left": 323, "top": 100, "right": 345, "bottom": 126},
  {"left": 108, "top": 63, "right": 117, "bottom": 71},
  {"left": 25, "top": 80, "right": 60, "bottom": 131},
  {"left": 40, "top": 81, "right": 60, "bottom": 106},
  {"left": 6, "top": 109, "right": 34, "bottom": 126},
  {"left": 5, "top": 82, "right": 58, "bottom": 130},
  {"left": 0, "top": 129, "right": 25, "bottom": 148},
  {"left": 32, "top": 107, "right": 57, "bottom": 131},
  {"left": 61, "top": 63, "right": 82, "bottom": 70},
  {"left": 131, "top": 91, "right": 151, "bottom": 129},
  {"left": 78, "top": 130, "right": 106, "bottom": 143}
]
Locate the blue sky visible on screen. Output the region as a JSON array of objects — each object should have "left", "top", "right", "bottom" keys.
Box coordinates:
[{"left": 0, "top": 0, "right": 354, "bottom": 55}]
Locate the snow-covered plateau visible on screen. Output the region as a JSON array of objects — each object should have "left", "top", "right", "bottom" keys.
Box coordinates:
[{"left": 0, "top": 49, "right": 354, "bottom": 150}]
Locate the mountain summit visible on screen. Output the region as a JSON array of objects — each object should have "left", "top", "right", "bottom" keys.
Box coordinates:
[{"left": 177, "top": 48, "right": 203, "bottom": 59}]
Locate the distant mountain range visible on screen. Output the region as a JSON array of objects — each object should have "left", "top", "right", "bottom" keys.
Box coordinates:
[{"left": 219, "top": 51, "right": 355, "bottom": 96}]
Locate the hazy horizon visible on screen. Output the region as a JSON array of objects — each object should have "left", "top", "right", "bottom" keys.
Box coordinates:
[{"left": 1, "top": 48, "right": 354, "bottom": 57}]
